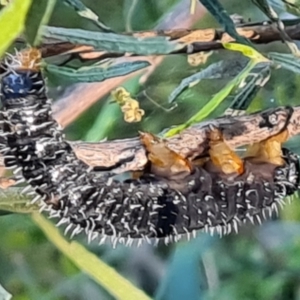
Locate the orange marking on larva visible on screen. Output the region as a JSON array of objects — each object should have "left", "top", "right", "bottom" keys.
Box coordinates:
[
  {"left": 246, "top": 129, "right": 289, "bottom": 166},
  {"left": 208, "top": 128, "right": 244, "bottom": 175},
  {"left": 140, "top": 132, "right": 193, "bottom": 177}
]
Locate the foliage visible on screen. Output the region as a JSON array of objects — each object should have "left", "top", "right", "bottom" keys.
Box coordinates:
[{"left": 1, "top": 0, "right": 300, "bottom": 300}]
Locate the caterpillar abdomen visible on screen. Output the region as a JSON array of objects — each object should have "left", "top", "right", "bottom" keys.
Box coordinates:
[{"left": 0, "top": 53, "right": 299, "bottom": 245}]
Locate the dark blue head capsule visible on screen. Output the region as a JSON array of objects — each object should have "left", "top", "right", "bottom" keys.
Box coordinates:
[{"left": 1, "top": 71, "right": 34, "bottom": 99}]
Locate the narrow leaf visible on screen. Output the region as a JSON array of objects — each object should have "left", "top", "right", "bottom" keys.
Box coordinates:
[
  {"left": 226, "top": 62, "right": 271, "bottom": 113},
  {"left": 267, "top": 0, "right": 300, "bottom": 14},
  {"left": 45, "top": 60, "right": 150, "bottom": 83},
  {"left": 268, "top": 52, "right": 300, "bottom": 73},
  {"left": 168, "top": 59, "right": 247, "bottom": 104},
  {"left": 223, "top": 42, "right": 269, "bottom": 62},
  {"left": 32, "top": 213, "right": 151, "bottom": 300},
  {"left": 0, "top": 0, "right": 32, "bottom": 57},
  {"left": 281, "top": 0, "right": 300, "bottom": 16},
  {"left": 190, "top": 0, "right": 197, "bottom": 14},
  {"left": 199, "top": 0, "right": 251, "bottom": 46},
  {"left": 0, "top": 188, "right": 38, "bottom": 214},
  {"left": 43, "top": 26, "right": 181, "bottom": 55},
  {"left": 164, "top": 60, "right": 259, "bottom": 137},
  {"left": 252, "top": 0, "right": 278, "bottom": 18},
  {"left": 63, "top": 0, "right": 113, "bottom": 32},
  {"left": 25, "top": 0, "right": 57, "bottom": 46},
  {"left": 251, "top": 0, "right": 300, "bottom": 55},
  {"left": 155, "top": 236, "right": 214, "bottom": 300}
]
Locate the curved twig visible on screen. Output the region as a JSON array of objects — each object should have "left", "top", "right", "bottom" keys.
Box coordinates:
[
  {"left": 41, "top": 19, "right": 300, "bottom": 62},
  {"left": 70, "top": 106, "right": 300, "bottom": 173}
]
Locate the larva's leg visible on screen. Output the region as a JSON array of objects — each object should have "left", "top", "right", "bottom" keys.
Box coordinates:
[
  {"left": 140, "top": 132, "right": 193, "bottom": 179},
  {"left": 208, "top": 128, "right": 244, "bottom": 174},
  {"left": 245, "top": 129, "right": 289, "bottom": 166}
]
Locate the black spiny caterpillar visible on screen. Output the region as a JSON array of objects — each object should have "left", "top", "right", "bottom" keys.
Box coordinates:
[{"left": 0, "top": 50, "right": 299, "bottom": 246}]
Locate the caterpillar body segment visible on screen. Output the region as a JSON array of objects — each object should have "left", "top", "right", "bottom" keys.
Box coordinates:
[{"left": 0, "top": 49, "right": 299, "bottom": 245}]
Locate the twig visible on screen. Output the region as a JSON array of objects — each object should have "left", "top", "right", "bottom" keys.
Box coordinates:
[
  {"left": 68, "top": 106, "right": 299, "bottom": 173},
  {"left": 52, "top": 0, "right": 206, "bottom": 127},
  {"left": 42, "top": 19, "right": 300, "bottom": 63}
]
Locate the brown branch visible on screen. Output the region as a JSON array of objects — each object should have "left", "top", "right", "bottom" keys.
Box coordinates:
[
  {"left": 69, "top": 106, "right": 299, "bottom": 173},
  {"left": 42, "top": 20, "right": 300, "bottom": 64}
]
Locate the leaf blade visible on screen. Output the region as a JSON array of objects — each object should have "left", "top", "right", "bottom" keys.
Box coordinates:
[
  {"left": 25, "top": 0, "right": 57, "bottom": 46},
  {"left": 199, "top": 0, "right": 251, "bottom": 46},
  {"left": 43, "top": 26, "right": 181, "bottom": 55},
  {"left": 63, "top": 0, "right": 113, "bottom": 32},
  {"left": 0, "top": 0, "right": 32, "bottom": 57},
  {"left": 168, "top": 59, "right": 247, "bottom": 104},
  {"left": 268, "top": 52, "right": 300, "bottom": 73},
  {"left": 45, "top": 60, "right": 150, "bottom": 83},
  {"left": 32, "top": 213, "right": 152, "bottom": 300}
]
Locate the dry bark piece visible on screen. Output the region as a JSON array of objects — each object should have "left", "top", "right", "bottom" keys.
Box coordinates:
[{"left": 70, "top": 106, "right": 295, "bottom": 173}]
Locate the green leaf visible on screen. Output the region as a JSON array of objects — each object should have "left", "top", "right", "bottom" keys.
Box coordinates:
[
  {"left": 264, "top": 0, "right": 300, "bottom": 16},
  {"left": 168, "top": 59, "right": 247, "bottom": 104},
  {"left": 223, "top": 42, "right": 269, "bottom": 62},
  {"left": 25, "top": 0, "right": 57, "bottom": 46},
  {"left": 251, "top": 0, "right": 300, "bottom": 55},
  {"left": 268, "top": 52, "right": 300, "bottom": 74},
  {"left": 0, "top": 188, "right": 38, "bottom": 214},
  {"left": 0, "top": 284, "right": 11, "bottom": 300},
  {"left": 0, "top": 0, "right": 32, "bottom": 58},
  {"left": 43, "top": 26, "right": 182, "bottom": 55},
  {"left": 199, "top": 0, "right": 251, "bottom": 46},
  {"left": 164, "top": 58, "right": 271, "bottom": 137},
  {"left": 63, "top": 0, "right": 113, "bottom": 32},
  {"left": 32, "top": 213, "right": 152, "bottom": 300},
  {"left": 164, "top": 60, "right": 257, "bottom": 137},
  {"left": 156, "top": 236, "right": 214, "bottom": 300},
  {"left": 226, "top": 62, "right": 271, "bottom": 113},
  {"left": 284, "top": 0, "right": 300, "bottom": 15},
  {"left": 45, "top": 60, "right": 150, "bottom": 83},
  {"left": 252, "top": 0, "right": 279, "bottom": 19}
]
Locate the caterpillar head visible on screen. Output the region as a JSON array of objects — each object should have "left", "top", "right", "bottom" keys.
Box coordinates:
[
  {"left": 0, "top": 70, "right": 46, "bottom": 111},
  {"left": 0, "top": 48, "right": 43, "bottom": 105},
  {"left": 1, "top": 71, "right": 35, "bottom": 98}
]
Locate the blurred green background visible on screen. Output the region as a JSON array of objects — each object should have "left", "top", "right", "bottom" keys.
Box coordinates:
[{"left": 2, "top": 0, "right": 300, "bottom": 299}]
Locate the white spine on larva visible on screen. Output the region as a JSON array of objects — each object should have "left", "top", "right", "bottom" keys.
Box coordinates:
[{"left": 0, "top": 53, "right": 299, "bottom": 246}]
